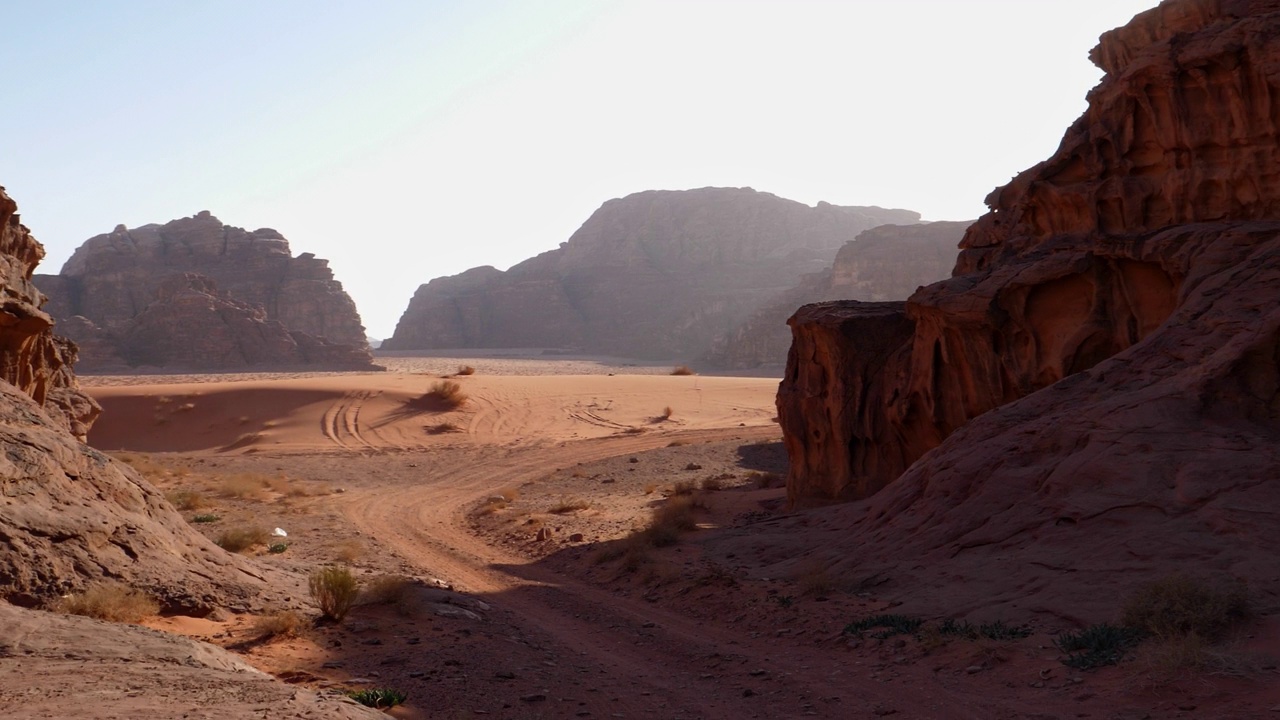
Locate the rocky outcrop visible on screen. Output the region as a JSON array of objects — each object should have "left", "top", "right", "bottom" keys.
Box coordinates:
[
  {"left": 773, "top": 0, "right": 1280, "bottom": 614},
  {"left": 705, "top": 221, "right": 965, "bottom": 368},
  {"left": 385, "top": 188, "right": 919, "bottom": 359},
  {"left": 0, "top": 188, "right": 266, "bottom": 611},
  {"left": 36, "top": 211, "right": 375, "bottom": 371},
  {"left": 0, "top": 188, "right": 99, "bottom": 438}
]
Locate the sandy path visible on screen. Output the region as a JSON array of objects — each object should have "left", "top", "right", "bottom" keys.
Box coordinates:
[{"left": 339, "top": 428, "right": 969, "bottom": 719}]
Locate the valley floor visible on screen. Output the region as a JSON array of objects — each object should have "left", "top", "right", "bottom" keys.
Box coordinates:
[{"left": 53, "top": 359, "right": 1280, "bottom": 719}]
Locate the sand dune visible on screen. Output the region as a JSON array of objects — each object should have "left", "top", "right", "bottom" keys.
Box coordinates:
[{"left": 86, "top": 372, "right": 780, "bottom": 454}]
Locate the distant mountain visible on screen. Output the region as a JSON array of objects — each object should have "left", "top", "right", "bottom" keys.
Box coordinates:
[
  {"left": 383, "top": 188, "right": 920, "bottom": 359},
  {"left": 704, "top": 221, "right": 969, "bottom": 369},
  {"left": 36, "top": 211, "right": 376, "bottom": 371}
]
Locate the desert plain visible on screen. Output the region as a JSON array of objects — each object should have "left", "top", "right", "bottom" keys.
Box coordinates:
[{"left": 11, "top": 356, "right": 1260, "bottom": 719}]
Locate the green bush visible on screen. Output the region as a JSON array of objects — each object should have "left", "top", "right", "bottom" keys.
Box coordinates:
[
  {"left": 346, "top": 688, "right": 406, "bottom": 708},
  {"left": 192, "top": 513, "right": 220, "bottom": 524},
  {"left": 1054, "top": 623, "right": 1140, "bottom": 669}
]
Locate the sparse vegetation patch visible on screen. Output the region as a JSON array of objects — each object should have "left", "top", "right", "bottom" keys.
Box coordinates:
[
  {"left": 1054, "top": 623, "right": 1141, "bottom": 669},
  {"left": 56, "top": 581, "right": 159, "bottom": 623},
  {"left": 844, "top": 614, "right": 923, "bottom": 639},
  {"left": 251, "top": 610, "right": 304, "bottom": 640},
  {"left": 1121, "top": 574, "right": 1250, "bottom": 642},
  {"left": 216, "top": 525, "right": 269, "bottom": 553},
  {"left": 346, "top": 688, "right": 407, "bottom": 709}
]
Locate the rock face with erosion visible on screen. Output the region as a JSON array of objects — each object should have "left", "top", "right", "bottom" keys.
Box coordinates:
[
  {"left": 705, "top": 221, "right": 965, "bottom": 368},
  {"left": 36, "top": 211, "right": 375, "bottom": 370},
  {"left": 384, "top": 187, "right": 920, "bottom": 359},
  {"left": 773, "top": 0, "right": 1280, "bottom": 616},
  {"left": 0, "top": 187, "right": 265, "bottom": 612}
]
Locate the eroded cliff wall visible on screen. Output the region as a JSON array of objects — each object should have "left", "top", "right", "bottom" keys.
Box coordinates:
[
  {"left": 768, "top": 0, "right": 1280, "bottom": 618},
  {"left": 36, "top": 211, "right": 375, "bottom": 370},
  {"left": 385, "top": 188, "right": 920, "bottom": 359},
  {"left": 706, "top": 221, "right": 965, "bottom": 369},
  {"left": 0, "top": 188, "right": 266, "bottom": 611}
]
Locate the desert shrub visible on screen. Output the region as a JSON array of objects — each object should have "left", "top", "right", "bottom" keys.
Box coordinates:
[
  {"left": 56, "top": 581, "right": 158, "bottom": 623},
  {"left": 216, "top": 525, "right": 269, "bottom": 553},
  {"left": 192, "top": 513, "right": 221, "bottom": 524},
  {"left": 417, "top": 380, "right": 468, "bottom": 409},
  {"left": 642, "top": 495, "right": 698, "bottom": 547},
  {"left": 456, "top": 365, "right": 476, "bottom": 376},
  {"left": 670, "top": 480, "right": 696, "bottom": 496},
  {"left": 268, "top": 542, "right": 289, "bottom": 554},
  {"left": 700, "top": 477, "right": 723, "bottom": 491},
  {"left": 548, "top": 497, "right": 590, "bottom": 514},
  {"left": 1055, "top": 623, "right": 1141, "bottom": 669},
  {"left": 660, "top": 405, "right": 674, "bottom": 420},
  {"left": 360, "top": 575, "right": 414, "bottom": 607},
  {"left": 251, "top": 610, "right": 304, "bottom": 640},
  {"left": 978, "top": 620, "right": 1033, "bottom": 640},
  {"left": 795, "top": 561, "right": 835, "bottom": 597},
  {"left": 346, "top": 688, "right": 407, "bottom": 709},
  {"left": 1121, "top": 574, "right": 1250, "bottom": 642},
  {"left": 333, "top": 539, "right": 365, "bottom": 563},
  {"left": 166, "top": 488, "right": 207, "bottom": 511},
  {"left": 670, "top": 365, "right": 695, "bottom": 376},
  {"left": 218, "top": 474, "right": 268, "bottom": 500},
  {"left": 844, "top": 614, "right": 923, "bottom": 639},
  {"left": 309, "top": 566, "right": 359, "bottom": 621},
  {"left": 747, "top": 471, "right": 785, "bottom": 489}
]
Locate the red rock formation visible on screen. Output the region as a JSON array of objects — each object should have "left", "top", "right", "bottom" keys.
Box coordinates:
[
  {"left": 706, "top": 221, "right": 965, "bottom": 369},
  {"left": 0, "top": 187, "right": 266, "bottom": 611},
  {"left": 385, "top": 188, "right": 920, "bottom": 359},
  {"left": 0, "top": 187, "right": 99, "bottom": 438},
  {"left": 773, "top": 0, "right": 1280, "bottom": 614},
  {"left": 36, "top": 211, "right": 374, "bottom": 370}
]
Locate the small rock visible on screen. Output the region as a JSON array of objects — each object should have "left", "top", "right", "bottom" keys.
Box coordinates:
[
  {"left": 521, "top": 693, "right": 547, "bottom": 703},
  {"left": 569, "top": 533, "right": 585, "bottom": 542},
  {"left": 536, "top": 527, "right": 553, "bottom": 541},
  {"left": 742, "top": 689, "right": 755, "bottom": 697},
  {"left": 749, "top": 669, "right": 768, "bottom": 677},
  {"left": 965, "top": 665, "right": 983, "bottom": 674},
  {"left": 642, "top": 622, "right": 656, "bottom": 629},
  {"left": 873, "top": 708, "right": 898, "bottom": 717},
  {"left": 684, "top": 463, "right": 702, "bottom": 470},
  {"left": 362, "top": 638, "right": 382, "bottom": 646},
  {"left": 495, "top": 670, "right": 516, "bottom": 680},
  {"left": 628, "top": 457, "right": 639, "bottom": 463}
]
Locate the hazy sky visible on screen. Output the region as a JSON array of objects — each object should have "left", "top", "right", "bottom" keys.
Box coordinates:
[{"left": 5, "top": 0, "right": 1155, "bottom": 339}]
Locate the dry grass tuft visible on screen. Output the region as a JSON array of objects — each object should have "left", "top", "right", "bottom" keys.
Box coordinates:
[
  {"left": 660, "top": 406, "right": 674, "bottom": 421},
  {"left": 218, "top": 474, "right": 269, "bottom": 500},
  {"left": 548, "top": 497, "right": 590, "bottom": 514},
  {"left": 251, "top": 610, "right": 305, "bottom": 641},
  {"left": 56, "top": 581, "right": 159, "bottom": 623},
  {"left": 643, "top": 495, "right": 699, "bottom": 547},
  {"left": 309, "top": 566, "right": 359, "bottom": 622},
  {"left": 165, "top": 488, "right": 208, "bottom": 511},
  {"left": 333, "top": 539, "right": 365, "bottom": 564},
  {"left": 670, "top": 365, "right": 695, "bottom": 376},
  {"left": 216, "top": 525, "right": 270, "bottom": 553},
  {"left": 455, "top": 365, "right": 476, "bottom": 376},
  {"left": 360, "top": 575, "right": 416, "bottom": 610},
  {"left": 413, "top": 380, "right": 468, "bottom": 410},
  {"left": 748, "top": 471, "right": 785, "bottom": 489},
  {"left": 795, "top": 559, "right": 836, "bottom": 597},
  {"left": 670, "top": 480, "right": 696, "bottom": 496},
  {"left": 1122, "top": 574, "right": 1251, "bottom": 642},
  {"left": 700, "top": 477, "right": 724, "bottom": 492},
  {"left": 643, "top": 483, "right": 658, "bottom": 495}
]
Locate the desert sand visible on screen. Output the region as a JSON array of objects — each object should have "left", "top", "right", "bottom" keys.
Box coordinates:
[{"left": 53, "top": 359, "right": 1276, "bottom": 719}]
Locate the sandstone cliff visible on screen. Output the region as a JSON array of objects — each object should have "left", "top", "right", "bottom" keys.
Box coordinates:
[
  {"left": 772, "top": 0, "right": 1280, "bottom": 616},
  {"left": 705, "top": 221, "right": 965, "bottom": 369},
  {"left": 36, "top": 211, "right": 375, "bottom": 371},
  {"left": 384, "top": 188, "right": 920, "bottom": 359},
  {"left": 0, "top": 188, "right": 265, "bottom": 612}
]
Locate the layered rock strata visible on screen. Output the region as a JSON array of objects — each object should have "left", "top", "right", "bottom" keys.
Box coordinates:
[
  {"left": 774, "top": 0, "right": 1280, "bottom": 612},
  {"left": 385, "top": 188, "right": 919, "bottom": 359},
  {"left": 36, "top": 211, "right": 375, "bottom": 370},
  {"left": 706, "top": 221, "right": 965, "bottom": 368},
  {"left": 0, "top": 187, "right": 264, "bottom": 611}
]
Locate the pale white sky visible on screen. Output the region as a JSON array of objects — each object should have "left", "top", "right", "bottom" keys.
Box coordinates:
[{"left": 4, "top": 0, "right": 1155, "bottom": 338}]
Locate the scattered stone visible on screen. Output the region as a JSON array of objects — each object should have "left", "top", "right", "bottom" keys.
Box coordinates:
[
  {"left": 520, "top": 693, "right": 547, "bottom": 703},
  {"left": 965, "top": 666, "right": 983, "bottom": 674},
  {"left": 495, "top": 671, "right": 516, "bottom": 680}
]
